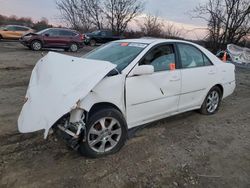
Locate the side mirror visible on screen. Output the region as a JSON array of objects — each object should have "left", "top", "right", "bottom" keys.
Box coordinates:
[
  {"left": 3, "top": 28, "right": 8, "bottom": 31},
  {"left": 131, "top": 65, "right": 154, "bottom": 76},
  {"left": 44, "top": 33, "right": 50, "bottom": 37}
]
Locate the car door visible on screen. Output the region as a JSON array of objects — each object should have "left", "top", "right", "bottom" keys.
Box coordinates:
[
  {"left": 102, "top": 31, "right": 113, "bottom": 42},
  {"left": 14, "top": 26, "right": 27, "bottom": 38},
  {"left": 43, "top": 29, "right": 63, "bottom": 47},
  {"left": 126, "top": 43, "right": 181, "bottom": 127},
  {"left": 3, "top": 26, "right": 16, "bottom": 39},
  {"left": 99, "top": 31, "right": 109, "bottom": 43},
  {"left": 58, "top": 30, "right": 74, "bottom": 46},
  {"left": 177, "top": 43, "right": 217, "bottom": 110}
]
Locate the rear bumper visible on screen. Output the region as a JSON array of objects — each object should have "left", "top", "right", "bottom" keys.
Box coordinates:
[{"left": 222, "top": 80, "right": 236, "bottom": 99}]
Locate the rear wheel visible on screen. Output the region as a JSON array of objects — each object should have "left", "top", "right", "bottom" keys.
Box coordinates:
[
  {"left": 69, "top": 43, "right": 78, "bottom": 52},
  {"left": 79, "top": 108, "right": 127, "bottom": 158},
  {"left": 0, "top": 35, "right": 3, "bottom": 40},
  {"left": 31, "top": 40, "right": 42, "bottom": 51},
  {"left": 200, "top": 86, "right": 222, "bottom": 115},
  {"left": 90, "top": 39, "right": 96, "bottom": 46}
]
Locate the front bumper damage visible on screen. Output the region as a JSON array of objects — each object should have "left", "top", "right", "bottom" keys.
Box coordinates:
[
  {"left": 53, "top": 109, "right": 86, "bottom": 150},
  {"left": 17, "top": 52, "right": 116, "bottom": 139},
  {"left": 55, "top": 119, "right": 86, "bottom": 150}
]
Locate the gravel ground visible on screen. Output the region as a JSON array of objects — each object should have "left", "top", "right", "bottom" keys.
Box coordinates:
[{"left": 0, "top": 41, "right": 250, "bottom": 188}]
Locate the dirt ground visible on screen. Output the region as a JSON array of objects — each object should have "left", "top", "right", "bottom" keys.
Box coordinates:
[{"left": 0, "top": 41, "right": 250, "bottom": 188}]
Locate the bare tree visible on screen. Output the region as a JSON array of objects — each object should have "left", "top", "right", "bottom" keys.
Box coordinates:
[
  {"left": 57, "top": 0, "right": 144, "bottom": 34},
  {"left": 163, "top": 23, "right": 181, "bottom": 38},
  {"left": 139, "top": 13, "right": 163, "bottom": 37},
  {"left": 104, "top": 0, "right": 144, "bottom": 34},
  {"left": 193, "top": 0, "right": 250, "bottom": 51},
  {"left": 82, "top": 0, "right": 105, "bottom": 30},
  {"left": 56, "top": 0, "right": 91, "bottom": 31}
]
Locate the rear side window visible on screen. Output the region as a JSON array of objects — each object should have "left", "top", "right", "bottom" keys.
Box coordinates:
[
  {"left": 178, "top": 43, "right": 212, "bottom": 68},
  {"left": 140, "top": 44, "right": 176, "bottom": 72},
  {"left": 59, "top": 30, "right": 77, "bottom": 36}
]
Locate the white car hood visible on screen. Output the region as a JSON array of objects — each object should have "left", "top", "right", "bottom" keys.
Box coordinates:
[{"left": 18, "top": 52, "right": 116, "bottom": 138}]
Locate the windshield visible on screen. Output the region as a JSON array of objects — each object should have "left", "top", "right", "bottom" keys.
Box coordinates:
[
  {"left": 83, "top": 42, "right": 147, "bottom": 72},
  {"left": 92, "top": 30, "right": 101, "bottom": 35},
  {"left": 36, "top": 28, "right": 50, "bottom": 34}
]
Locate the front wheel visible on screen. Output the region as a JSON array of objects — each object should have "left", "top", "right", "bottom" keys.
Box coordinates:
[
  {"left": 79, "top": 108, "right": 127, "bottom": 158},
  {"left": 31, "top": 40, "right": 42, "bottom": 51},
  {"left": 200, "top": 86, "right": 222, "bottom": 115}
]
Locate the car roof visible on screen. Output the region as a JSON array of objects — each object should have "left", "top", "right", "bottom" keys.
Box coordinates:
[
  {"left": 47, "top": 27, "right": 79, "bottom": 33},
  {"left": 6, "top": 25, "right": 31, "bottom": 29},
  {"left": 117, "top": 38, "right": 223, "bottom": 65},
  {"left": 117, "top": 38, "right": 196, "bottom": 45},
  {"left": 49, "top": 28, "right": 77, "bottom": 31}
]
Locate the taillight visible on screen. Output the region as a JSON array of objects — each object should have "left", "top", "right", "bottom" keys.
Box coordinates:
[{"left": 80, "top": 34, "right": 84, "bottom": 40}]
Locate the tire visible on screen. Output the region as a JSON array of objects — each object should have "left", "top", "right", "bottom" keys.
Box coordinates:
[
  {"left": 89, "top": 39, "right": 96, "bottom": 47},
  {"left": 0, "top": 35, "right": 3, "bottom": 41},
  {"left": 199, "top": 86, "right": 222, "bottom": 115},
  {"left": 31, "top": 40, "right": 42, "bottom": 51},
  {"left": 79, "top": 108, "right": 127, "bottom": 158},
  {"left": 69, "top": 43, "right": 78, "bottom": 52}
]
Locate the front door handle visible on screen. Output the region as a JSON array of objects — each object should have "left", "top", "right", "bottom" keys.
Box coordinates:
[{"left": 170, "top": 76, "right": 180, "bottom": 81}]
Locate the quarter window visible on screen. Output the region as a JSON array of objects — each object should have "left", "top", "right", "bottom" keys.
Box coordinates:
[
  {"left": 140, "top": 44, "right": 176, "bottom": 72},
  {"left": 178, "top": 43, "right": 212, "bottom": 68}
]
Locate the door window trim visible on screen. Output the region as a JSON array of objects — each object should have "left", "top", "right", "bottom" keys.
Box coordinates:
[
  {"left": 138, "top": 42, "right": 180, "bottom": 72},
  {"left": 175, "top": 42, "right": 214, "bottom": 70}
]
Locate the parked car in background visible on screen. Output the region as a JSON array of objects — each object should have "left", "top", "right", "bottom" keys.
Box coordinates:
[
  {"left": 18, "top": 39, "right": 236, "bottom": 158},
  {"left": 20, "top": 28, "right": 84, "bottom": 52},
  {"left": 0, "top": 25, "right": 34, "bottom": 40},
  {"left": 84, "top": 30, "right": 124, "bottom": 46}
]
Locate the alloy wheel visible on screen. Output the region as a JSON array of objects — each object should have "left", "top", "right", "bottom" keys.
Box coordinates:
[
  {"left": 206, "top": 90, "right": 219, "bottom": 113},
  {"left": 32, "top": 41, "right": 41, "bottom": 51},
  {"left": 87, "top": 117, "right": 122, "bottom": 153}
]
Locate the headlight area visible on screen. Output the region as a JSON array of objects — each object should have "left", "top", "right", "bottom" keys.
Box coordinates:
[
  {"left": 23, "top": 35, "right": 32, "bottom": 40},
  {"left": 52, "top": 108, "right": 86, "bottom": 150}
]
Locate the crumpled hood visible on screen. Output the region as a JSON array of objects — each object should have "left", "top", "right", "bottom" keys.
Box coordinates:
[{"left": 18, "top": 52, "right": 116, "bottom": 137}]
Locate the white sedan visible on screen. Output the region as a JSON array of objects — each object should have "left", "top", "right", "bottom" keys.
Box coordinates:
[{"left": 18, "top": 38, "right": 236, "bottom": 158}]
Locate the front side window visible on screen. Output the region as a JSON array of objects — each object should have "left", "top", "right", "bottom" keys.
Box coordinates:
[
  {"left": 92, "top": 30, "right": 101, "bottom": 35},
  {"left": 45, "top": 29, "right": 60, "bottom": 36},
  {"left": 139, "top": 44, "right": 176, "bottom": 72},
  {"left": 84, "top": 42, "right": 147, "bottom": 72},
  {"left": 178, "top": 43, "right": 212, "bottom": 68},
  {"left": 15, "top": 26, "right": 29, "bottom": 31},
  {"left": 6, "top": 26, "right": 15, "bottom": 31}
]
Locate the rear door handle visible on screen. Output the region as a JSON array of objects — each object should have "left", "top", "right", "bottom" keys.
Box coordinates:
[{"left": 208, "top": 70, "right": 216, "bottom": 75}]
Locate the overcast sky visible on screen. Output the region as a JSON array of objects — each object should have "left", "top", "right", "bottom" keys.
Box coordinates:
[{"left": 0, "top": 0, "right": 207, "bottom": 27}]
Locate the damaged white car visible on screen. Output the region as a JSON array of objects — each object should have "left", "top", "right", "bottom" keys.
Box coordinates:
[{"left": 18, "top": 39, "right": 236, "bottom": 158}]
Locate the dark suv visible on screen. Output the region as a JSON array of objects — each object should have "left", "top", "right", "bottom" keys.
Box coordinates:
[
  {"left": 84, "top": 30, "right": 124, "bottom": 46},
  {"left": 20, "top": 28, "right": 84, "bottom": 52}
]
